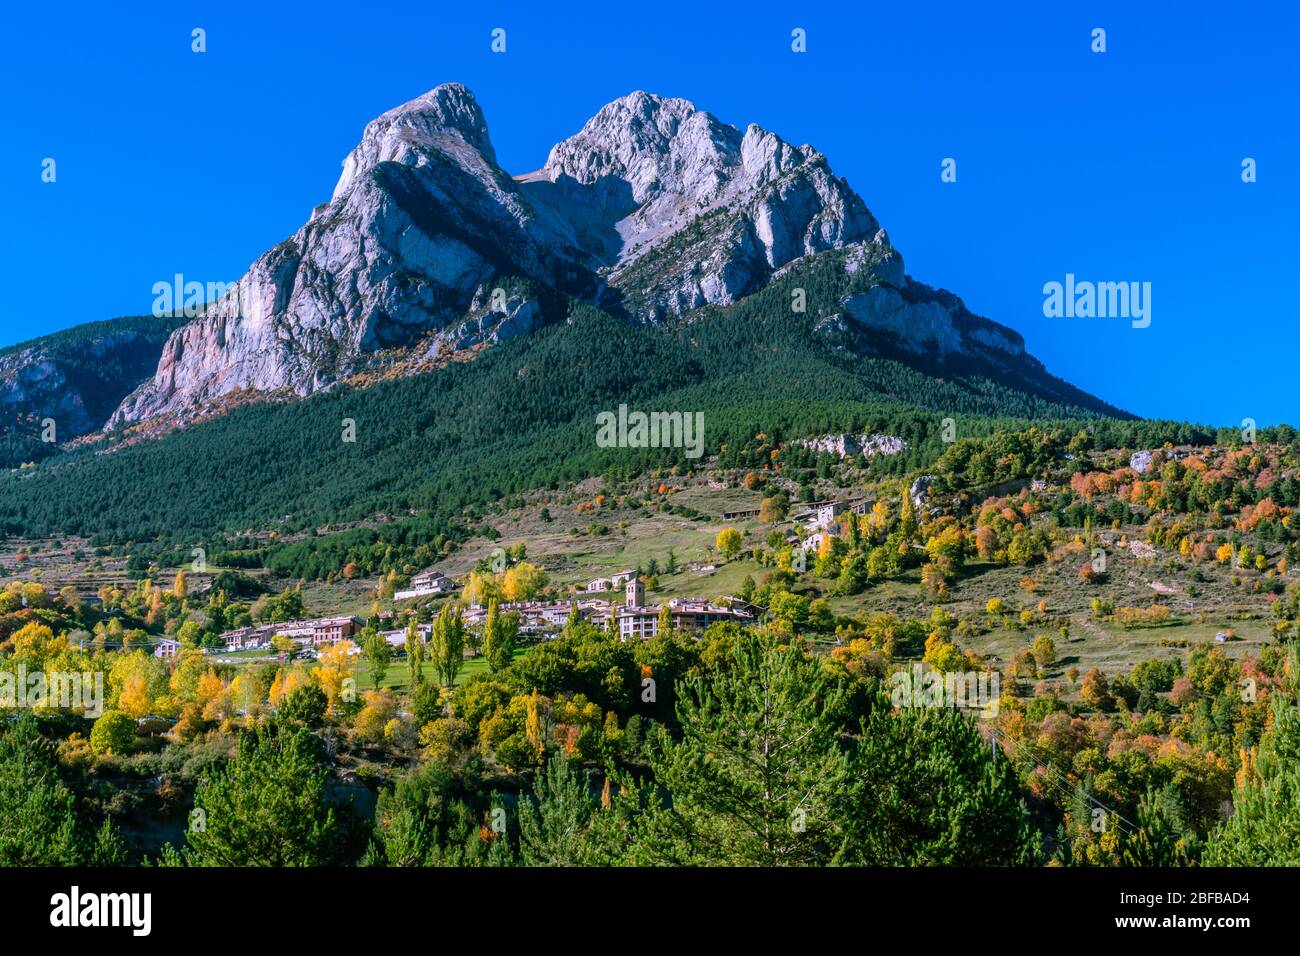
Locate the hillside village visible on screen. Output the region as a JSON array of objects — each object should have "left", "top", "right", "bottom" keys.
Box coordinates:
[
  {"left": 207, "top": 574, "right": 754, "bottom": 658},
  {"left": 3, "top": 418, "right": 1299, "bottom": 869}
]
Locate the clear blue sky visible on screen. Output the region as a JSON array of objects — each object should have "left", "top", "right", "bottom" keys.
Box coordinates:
[{"left": 2, "top": 0, "right": 1295, "bottom": 425}]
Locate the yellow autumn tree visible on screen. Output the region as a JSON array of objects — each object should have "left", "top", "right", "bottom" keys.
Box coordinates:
[
  {"left": 119, "top": 673, "right": 152, "bottom": 718},
  {"left": 899, "top": 492, "right": 919, "bottom": 538},
  {"left": 315, "top": 640, "right": 357, "bottom": 711},
  {"left": 865, "top": 500, "right": 889, "bottom": 537},
  {"left": 502, "top": 562, "right": 548, "bottom": 601},
  {"left": 461, "top": 569, "right": 500, "bottom": 606},
  {"left": 9, "top": 622, "right": 59, "bottom": 661},
  {"left": 268, "top": 667, "right": 311, "bottom": 707},
  {"left": 168, "top": 650, "right": 208, "bottom": 702},
  {"left": 353, "top": 689, "right": 397, "bottom": 743},
  {"left": 195, "top": 668, "right": 224, "bottom": 710},
  {"left": 715, "top": 528, "right": 743, "bottom": 559},
  {"left": 524, "top": 691, "right": 547, "bottom": 764},
  {"left": 229, "top": 671, "right": 264, "bottom": 716}
]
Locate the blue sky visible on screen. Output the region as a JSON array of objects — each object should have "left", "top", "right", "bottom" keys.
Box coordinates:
[{"left": 2, "top": 0, "right": 1296, "bottom": 425}]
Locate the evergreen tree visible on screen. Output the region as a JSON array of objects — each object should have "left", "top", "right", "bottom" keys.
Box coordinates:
[
  {"left": 182, "top": 726, "right": 365, "bottom": 866},
  {"left": 651, "top": 628, "right": 850, "bottom": 865},
  {"left": 518, "top": 752, "right": 601, "bottom": 866},
  {"left": 1205, "top": 664, "right": 1300, "bottom": 865},
  {"left": 837, "top": 703, "right": 1040, "bottom": 865},
  {"left": 0, "top": 715, "right": 125, "bottom": 865}
]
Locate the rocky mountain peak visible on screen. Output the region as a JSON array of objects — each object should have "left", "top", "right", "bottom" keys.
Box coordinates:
[
  {"left": 540, "top": 92, "right": 742, "bottom": 205},
  {"left": 99, "top": 83, "right": 1041, "bottom": 428},
  {"left": 332, "top": 82, "right": 498, "bottom": 201}
]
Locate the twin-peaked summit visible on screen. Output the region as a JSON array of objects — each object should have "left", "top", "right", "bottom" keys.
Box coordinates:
[
  {"left": 527, "top": 89, "right": 880, "bottom": 274},
  {"left": 109, "top": 84, "right": 1013, "bottom": 426}
]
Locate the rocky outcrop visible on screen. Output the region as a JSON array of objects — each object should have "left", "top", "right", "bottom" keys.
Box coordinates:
[
  {"left": 0, "top": 352, "right": 95, "bottom": 435},
  {"left": 111, "top": 84, "right": 597, "bottom": 425},
  {"left": 795, "top": 433, "right": 906, "bottom": 459},
  {"left": 0, "top": 318, "right": 180, "bottom": 445},
  {"left": 522, "top": 91, "right": 881, "bottom": 317}
]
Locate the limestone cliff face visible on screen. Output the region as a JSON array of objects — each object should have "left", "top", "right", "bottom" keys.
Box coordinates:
[
  {"left": 523, "top": 91, "right": 881, "bottom": 318},
  {"left": 112, "top": 84, "right": 596, "bottom": 425},
  {"left": 108, "top": 84, "right": 1034, "bottom": 426}
]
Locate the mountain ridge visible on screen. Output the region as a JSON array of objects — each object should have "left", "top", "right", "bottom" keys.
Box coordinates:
[
  {"left": 0, "top": 83, "right": 1128, "bottom": 466},
  {"left": 102, "top": 82, "right": 1082, "bottom": 428}
]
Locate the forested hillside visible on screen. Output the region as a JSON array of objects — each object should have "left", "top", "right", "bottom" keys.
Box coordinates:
[
  {"left": 0, "top": 251, "right": 1140, "bottom": 546},
  {"left": 0, "top": 315, "right": 186, "bottom": 468}
]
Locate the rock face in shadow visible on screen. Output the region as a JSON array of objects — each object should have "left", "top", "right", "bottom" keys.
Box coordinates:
[{"left": 0, "top": 317, "right": 183, "bottom": 452}]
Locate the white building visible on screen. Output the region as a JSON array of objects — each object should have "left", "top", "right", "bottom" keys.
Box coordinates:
[
  {"left": 219, "top": 616, "right": 362, "bottom": 651},
  {"left": 380, "top": 623, "right": 432, "bottom": 648},
  {"left": 801, "top": 532, "right": 828, "bottom": 554},
  {"left": 616, "top": 599, "right": 755, "bottom": 641},
  {"left": 585, "top": 569, "right": 635, "bottom": 593},
  {"left": 461, "top": 599, "right": 613, "bottom": 635},
  {"left": 395, "top": 569, "right": 455, "bottom": 600}
]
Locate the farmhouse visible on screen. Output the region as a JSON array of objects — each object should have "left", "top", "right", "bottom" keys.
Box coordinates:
[
  {"left": 394, "top": 569, "right": 454, "bottom": 600},
  {"left": 801, "top": 532, "right": 828, "bottom": 554},
  {"left": 792, "top": 498, "right": 872, "bottom": 532},
  {"left": 585, "top": 569, "right": 635, "bottom": 593}
]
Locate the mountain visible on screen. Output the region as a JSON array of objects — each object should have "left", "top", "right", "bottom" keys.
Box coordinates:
[
  {"left": 0, "top": 285, "right": 1148, "bottom": 547},
  {"left": 0, "top": 315, "right": 186, "bottom": 467},
  {"left": 99, "top": 83, "right": 1091, "bottom": 429}
]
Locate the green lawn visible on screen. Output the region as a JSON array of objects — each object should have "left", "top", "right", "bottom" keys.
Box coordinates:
[{"left": 352, "top": 648, "right": 526, "bottom": 694}]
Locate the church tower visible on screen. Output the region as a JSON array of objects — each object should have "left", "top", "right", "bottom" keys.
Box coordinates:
[{"left": 625, "top": 575, "right": 645, "bottom": 608}]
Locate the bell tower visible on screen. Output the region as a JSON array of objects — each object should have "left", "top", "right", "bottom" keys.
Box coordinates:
[{"left": 625, "top": 576, "right": 644, "bottom": 608}]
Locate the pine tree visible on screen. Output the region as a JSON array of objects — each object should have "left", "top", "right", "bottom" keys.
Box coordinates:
[
  {"left": 518, "top": 752, "right": 598, "bottom": 865},
  {"left": 1205, "top": 659, "right": 1300, "bottom": 864},
  {"left": 839, "top": 702, "right": 1040, "bottom": 865},
  {"left": 182, "top": 726, "right": 364, "bottom": 866},
  {"left": 651, "top": 627, "right": 849, "bottom": 865}
]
